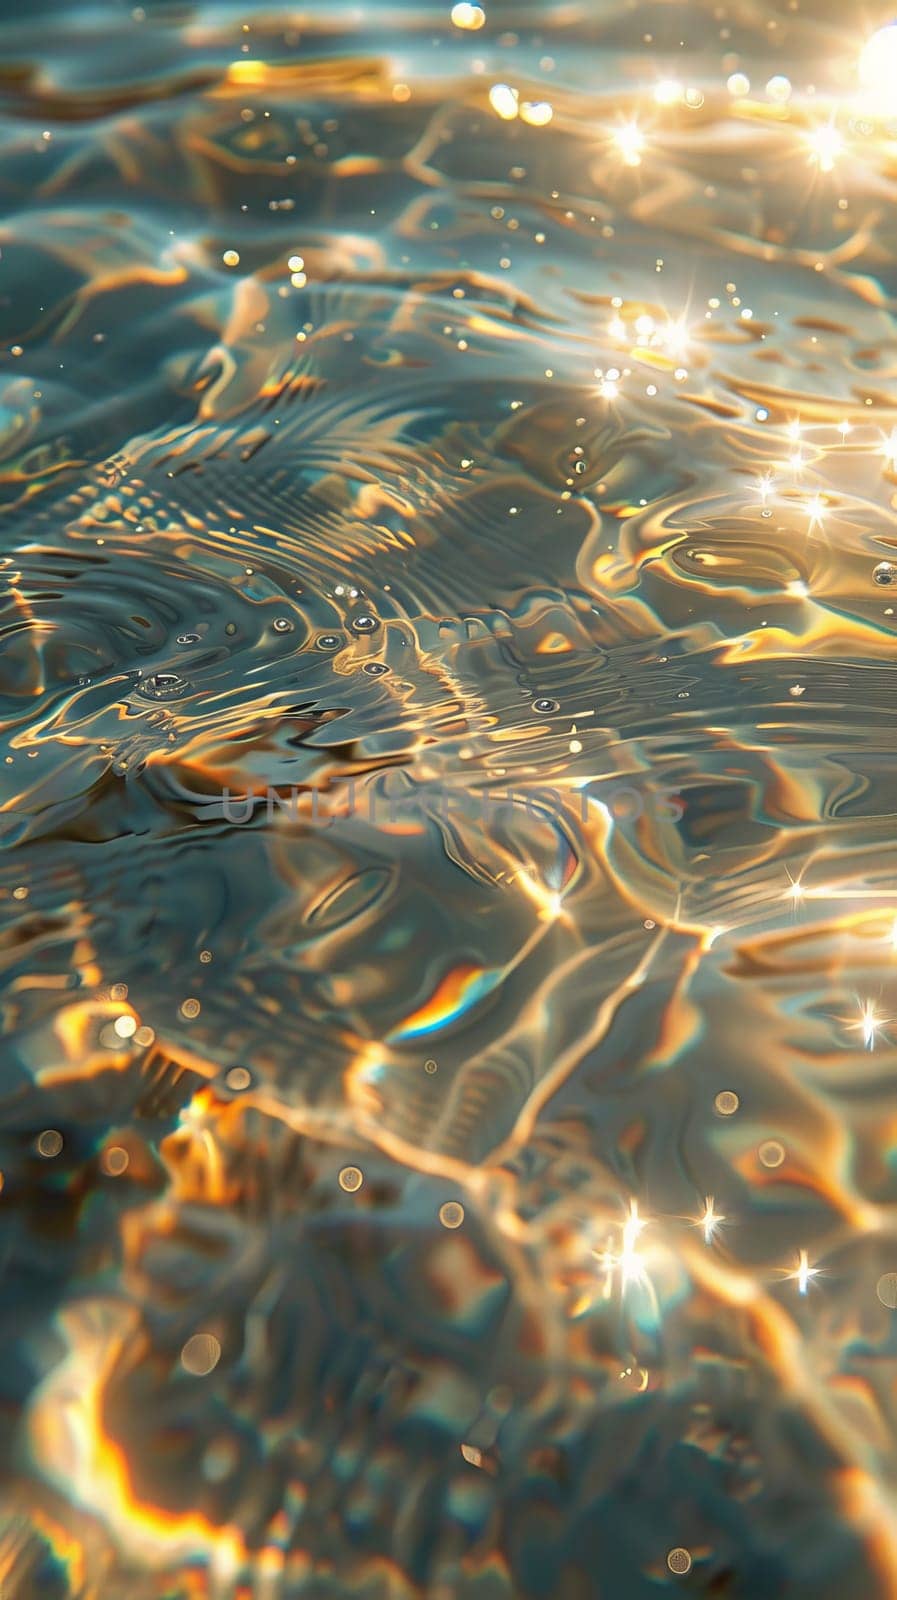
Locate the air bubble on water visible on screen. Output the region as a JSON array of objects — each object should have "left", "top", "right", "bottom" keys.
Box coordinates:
[
  {"left": 363, "top": 661, "right": 389, "bottom": 676},
  {"left": 225, "top": 1066, "right": 252, "bottom": 1091},
  {"left": 873, "top": 561, "right": 895, "bottom": 586},
  {"left": 176, "top": 633, "right": 200, "bottom": 645},
  {"left": 272, "top": 617, "right": 293, "bottom": 632},
  {"left": 715, "top": 1090, "right": 739, "bottom": 1115},
  {"left": 339, "top": 1165, "right": 364, "bottom": 1192},
  {"left": 877, "top": 1273, "right": 897, "bottom": 1308},
  {"left": 667, "top": 1548, "right": 692, "bottom": 1576},
  {"left": 351, "top": 613, "right": 379, "bottom": 632},
  {"left": 181, "top": 1333, "right": 221, "bottom": 1374},
  {"left": 439, "top": 1201, "right": 465, "bottom": 1228},
  {"left": 533, "top": 697, "right": 559, "bottom": 713},
  {"left": 317, "top": 633, "right": 342, "bottom": 649},
  {"left": 135, "top": 672, "right": 192, "bottom": 701},
  {"left": 758, "top": 1139, "right": 785, "bottom": 1168}
]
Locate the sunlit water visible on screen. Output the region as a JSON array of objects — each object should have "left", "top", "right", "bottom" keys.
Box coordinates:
[{"left": 4, "top": 1, "right": 897, "bottom": 1595}]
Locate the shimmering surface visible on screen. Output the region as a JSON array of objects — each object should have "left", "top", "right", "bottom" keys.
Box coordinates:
[{"left": 4, "top": 1, "right": 897, "bottom": 1595}]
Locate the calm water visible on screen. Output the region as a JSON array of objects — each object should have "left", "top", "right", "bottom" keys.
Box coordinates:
[{"left": 3, "top": 1, "right": 897, "bottom": 1595}]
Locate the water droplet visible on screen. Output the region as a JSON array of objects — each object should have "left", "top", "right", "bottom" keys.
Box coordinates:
[
  {"left": 715, "top": 1090, "right": 739, "bottom": 1116},
  {"left": 667, "top": 1548, "right": 692, "bottom": 1576},
  {"left": 36, "top": 1129, "right": 63, "bottom": 1157},
  {"left": 439, "top": 1201, "right": 465, "bottom": 1229},
  {"left": 181, "top": 1333, "right": 222, "bottom": 1375},
  {"left": 180, "top": 997, "right": 201, "bottom": 1019},
  {"left": 758, "top": 1139, "right": 785, "bottom": 1168},
  {"left": 424, "top": 1058, "right": 438, "bottom": 1074},
  {"left": 339, "top": 1165, "right": 364, "bottom": 1192},
  {"left": 532, "top": 697, "right": 559, "bottom": 714},
  {"left": 877, "top": 1272, "right": 897, "bottom": 1308},
  {"left": 225, "top": 1066, "right": 252, "bottom": 1091},
  {"left": 351, "top": 613, "right": 379, "bottom": 633},
  {"left": 135, "top": 672, "right": 192, "bottom": 702},
  {"left": 873, "top": 561, "right": 896, "bottom": 586},
  {"left": 317, "top": 633, "right": 342, "bottom": 650},
  {"left": 362, "top": 661, "right": 389, "bottom": 676},
  {"left": 102, "top": 1146, "right": 130, "bottom": 1175},
  {"left": 272, "top": 617, "right": 294, "bottom": 633},
  {"left": 765, "top": 74, "right": 791, "bottom": 103}
]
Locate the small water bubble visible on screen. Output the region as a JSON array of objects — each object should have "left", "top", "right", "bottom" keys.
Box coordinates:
[
  {"left": 36, "top": 1129, "right": 63, "bottom": 1158},
  {"left": 873, "top": 561, "right": 896, "bottom": 586},
  {"left": 339, "top": 1165, "right": 364, "bottom": 1192},
  {"left": 439, "top": 1201, "right": 465, "bottom": 1229},
  {"left": 181, "top": 1333, "right": 221, "bottom": 1375},
  {"left": 225, "top": 1066, "right": 252, "bottom": 1092},
  {"left": 424, "top": 1058, "right": 438, "bottom": 1074},
  {"left": 667, "top": 1548, "right": 692, "bottom": 1576},
  {"left": 362, "top": 661, "right": 389, "bottom": 676},
  {"left": 351, "top": 613, "right": 380, "bottom": 633},
  {"left": 176, "top": 632, "right": 200, "bottom": 645},
  {"left": 101, "top": 1146, "right": 130, "bottom": 1176},
  {"left": 180, "top": 997, "right": 201, "bottom": 1020},
  {"left": 135, "top": 672, "right": 192, "bottom": 702},
  {"left": 877, "top": 1273, "right": 897, "bottom": 1308},
  {"left": 272, "top": 617, "right": 294, "bottom": 633},
  {"left": 225, "top": 622, "right": 237, "bottom": 636},
  {"left": 758, "top": 1139, "right": 785, "bottom": 1168},
  {"left": 766, "top": 74, "right": 791, "bottom": 102},
  {"left": 317, "top": 633, "right": 342, "bottom": 650},
  {"left": 532, "top": 697, "right": 559, "bottom": 713},
  {"left": 715, "top": 1090, "right": 739, "bottom": 1116}
]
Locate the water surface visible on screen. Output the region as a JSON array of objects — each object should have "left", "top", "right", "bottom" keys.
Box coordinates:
[{"left": 3, "top": 2, "right": 897, "bottom": 1595}]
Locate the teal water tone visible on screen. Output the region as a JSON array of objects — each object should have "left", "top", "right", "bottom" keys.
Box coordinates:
[{"left": 3, "top": 2, "right": 897, "bottom": 1595}]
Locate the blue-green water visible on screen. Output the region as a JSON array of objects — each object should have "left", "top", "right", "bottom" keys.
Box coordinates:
[{"left": 3, "top": 2, "right": 897, "bottom": 1595}]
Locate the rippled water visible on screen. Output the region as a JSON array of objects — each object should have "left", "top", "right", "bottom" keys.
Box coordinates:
[{"left": 5, "top": 1, "right": 897, "bottom": 1594}]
